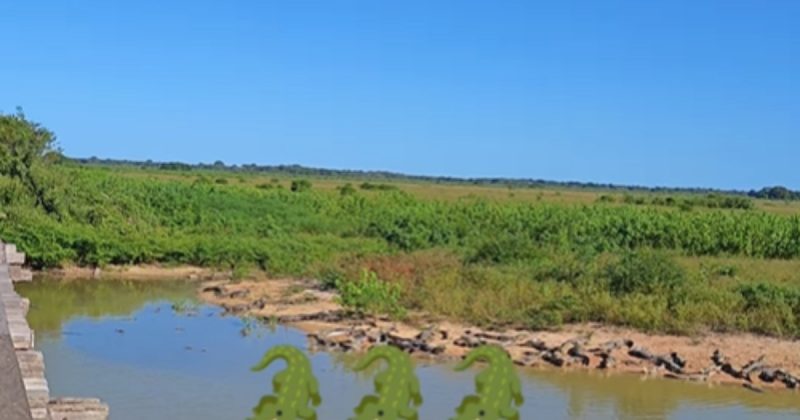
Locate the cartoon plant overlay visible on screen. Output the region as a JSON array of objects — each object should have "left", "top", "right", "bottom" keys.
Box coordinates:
[
  {"left": 249, "top": 345, "right": 322, "bottom": 420},
  {"left": 451, "top": 345, "right": 525, "bottom": 420},
  {"left": 350, "top": 345, "right": 423, "bottom": 420}
]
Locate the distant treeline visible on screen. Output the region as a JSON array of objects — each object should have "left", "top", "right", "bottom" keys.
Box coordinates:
[
  {"left": 748, "top": 186, "right": 800, "bottom": 201},
  {"left": 71, "top": 157, "right": 800, "bottom": 201}
]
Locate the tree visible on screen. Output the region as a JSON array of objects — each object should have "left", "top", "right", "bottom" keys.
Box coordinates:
[
  {"left": 764, "top": 186, "right": 793, "bottom": 200},
  {"left": 0, "top": 108, "right": 60, "bottom": 212},
  {"left": 750, "top": 186, "right": 799, "bottom": 201}
]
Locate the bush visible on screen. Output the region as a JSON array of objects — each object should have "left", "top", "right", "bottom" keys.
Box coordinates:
[
  {"left": 360, "top": 182, "right": 398, "bottom": 191},
  {"left": 738, "top": 283, "right": 800, "bottom": 312},
  {"left": 338, "top": 183, "right": 357, "bottom": 196},
  {"left": 533, "top": 249, "right": 593, "bottom": 285},
  {"left": 715, "top": 264, "right": 738, "bottom": 277},
  {"left": 318, "top": 267, "right": 346, "bottom": 290},
  {"left": 468, "top": 235, "right": 541, "bottom": 264},
  {"left": 526, "top": 295, "right": 578, "bottom": 330},
  {"left": 736, "top": 283, "right": 800, "bottom": 336},
  {"left": 605, "top": 250, "right": 686, "bottom": 296},
  {"left": 335, "top": 269, "right": 405, "bottom": 319},
  {"left": 290, "top": 179, "right": 312, "bottom": 192}
]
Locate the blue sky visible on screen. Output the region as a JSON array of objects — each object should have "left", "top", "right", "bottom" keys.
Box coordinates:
[{"left": 1, "top": 1, "right": 798, "bottom": 190}]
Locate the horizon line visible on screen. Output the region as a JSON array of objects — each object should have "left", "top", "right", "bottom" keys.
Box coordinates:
[{"left": 68, "top": 155, "right": 794, "bottom": 197}]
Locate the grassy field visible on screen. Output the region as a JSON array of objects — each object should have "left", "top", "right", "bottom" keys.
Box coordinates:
[
  {"left": 90, "top": 163, "right": 800, "bottom": 214},
  {"left": 0, "top": 164, "right": 800, "bottom": 337},
  {"left": 3, "top": 157, "right": 800, "bottom": 339}
]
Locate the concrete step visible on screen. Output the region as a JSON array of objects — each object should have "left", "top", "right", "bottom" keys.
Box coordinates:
[
  {"left": 49, "top": 398, "right": 109, "bottom": 420},
  {"left": 1, "top": 293, "right": 28, "bottom": 313},
  {"left": 17, "top": 350, "right": 46, "bottom": 378},
  {"left": 2, "top": 297, "right": 30, "bottom": 315},
  {"left": 10, "top": 266, "right": 33, "bottom": 283},
  {"left": 23, "top": 377, "right": 50, "bottom": 411},
  {"left": 5, "top": 244, "right": 26, "bottom": 265},
  {"left": 30, "top": 407, "right": 49, "bottom": 420},
  {"left": 9, "top": 320, "right": 34, "bottom": 350},
  {"left": 5, "top": 306, "right": 28, "bottom": 320}
]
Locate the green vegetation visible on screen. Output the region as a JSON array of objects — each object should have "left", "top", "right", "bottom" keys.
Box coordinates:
[
  {"left": 606, "top": 250, "right": 687, "bottom": 296},
  {"left": 3, "top": 113, "right": 800, "bottom": 338},
  {"left": 612, "top": 193, "right": 755, "bottom": 210},
  {"left": 359, "top": 182, "right": 398, "bottom": 191},
  {"left": 0, "top": 108, "right": 60, "bottom": 213},
  {"left": 75, "top": 156, "right": 800, "bottom": 202},
  {"left": 290, "top": 179, "right": 312, "bottom": 192},
  {"left": 751, "top": 186, "right": 800, "bottom": 201},
  {"left": 338, "top": 183, "right": 357, "bottom": 196},
  {"left": 335, "top": 269, "right": 406, "bottom": 319}
]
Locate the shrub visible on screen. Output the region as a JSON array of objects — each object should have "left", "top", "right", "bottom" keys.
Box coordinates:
[
  {"left": 736, "top": 283, "right": 800, "bottom": 336},
  {"left": 359, "top": 182, "right": 398, "bottom": 191},
  {"left": 335, "top": 269, "right": 405, "bottom": 319},
  {"left": 533, "top": 249, "right": 593, "bottom": 285},
  {"left": 290, "top": 179, "right": 312, "bottom": 192},
  {"left": 738, "top": 283, "right": 800, "bottom": 312},
  {"left": 715, "top": 264, "right": 738, "bottom": 277},
  {"left": 678, "top": 201, "right": 694, "bottom": 212},
  {"left": 605, "top": 250, "right": 686, "bottom": 296},
  {"left": 526, "top": 295, "right": 578, "bottom": 330},
  {"left": 467, "top": 235, "right": 541, "bottom": 264},
  {"left": 318, "top": 267, "right": 346, "bottom": 290},
  {"left": 338, "top": 183, "right": 357, "bottom": 196}
]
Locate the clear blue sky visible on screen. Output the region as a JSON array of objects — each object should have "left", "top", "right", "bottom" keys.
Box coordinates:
[{"left": 2, "top": 1, "right": 798, "bottom": 190}]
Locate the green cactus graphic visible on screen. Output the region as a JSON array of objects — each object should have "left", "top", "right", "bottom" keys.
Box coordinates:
[
  {"left": 350, "top": 345, "right": 423, "bottom": 420},
  {"left": 451, "top": 345, "right": 524, "bottom": 420},
  {"left": 249, "top": 345, "right": 322, "bottom": 420}
]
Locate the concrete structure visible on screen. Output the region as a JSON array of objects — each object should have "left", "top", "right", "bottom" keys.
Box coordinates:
[{"left": 0, "top": 242, "right": 108, "bottom": 420}]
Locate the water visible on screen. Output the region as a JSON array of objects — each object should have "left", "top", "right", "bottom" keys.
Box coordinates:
[{"left": 17, "top": 279, "right": 800, "bottom": 419}]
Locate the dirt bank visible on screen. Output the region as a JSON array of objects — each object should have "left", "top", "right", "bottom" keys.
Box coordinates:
[{"left": 199, "top": 278, "right": 800, "bottom": 394}]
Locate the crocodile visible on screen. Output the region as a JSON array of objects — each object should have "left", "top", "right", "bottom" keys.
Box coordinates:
[
  {"left": 350, "top": 345, "right": 423, "bottom": 420},
  {"left": 451, "top": 345, "right": 524, "bottom": 420},
  {"left": 250, "top": 345, "right": 321, "bottom": 420}
]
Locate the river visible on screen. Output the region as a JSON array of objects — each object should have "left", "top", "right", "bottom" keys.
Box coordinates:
[{"left": 16, "top": 279, "right": 800, "bottom": 419}]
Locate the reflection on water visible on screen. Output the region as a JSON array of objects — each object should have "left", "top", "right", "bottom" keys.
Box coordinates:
[{"left": 17, "top": 279, "right": 800, "bottom": 419}]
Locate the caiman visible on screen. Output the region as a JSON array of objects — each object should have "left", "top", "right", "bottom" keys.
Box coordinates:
[
  {"left": 350, "top": 345, "right": 423, "bottom": 420},
  {"left": 250, "top": 345, "right": 322, "bottom": 420},
  {"left": 451, "top": 345, "right": 524, "bottom": 420}
]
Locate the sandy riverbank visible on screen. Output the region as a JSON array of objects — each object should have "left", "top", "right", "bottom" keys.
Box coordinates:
[
  {"left": 198, "top": 277, "right": 800, "bottom": 394},
  {"left": 34, "top": 267, "right": 800, "bottom": 393}
]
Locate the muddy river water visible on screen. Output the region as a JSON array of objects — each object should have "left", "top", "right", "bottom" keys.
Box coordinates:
[{"left": 17, "top": 279, "right": 800, "bottom": 419}]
